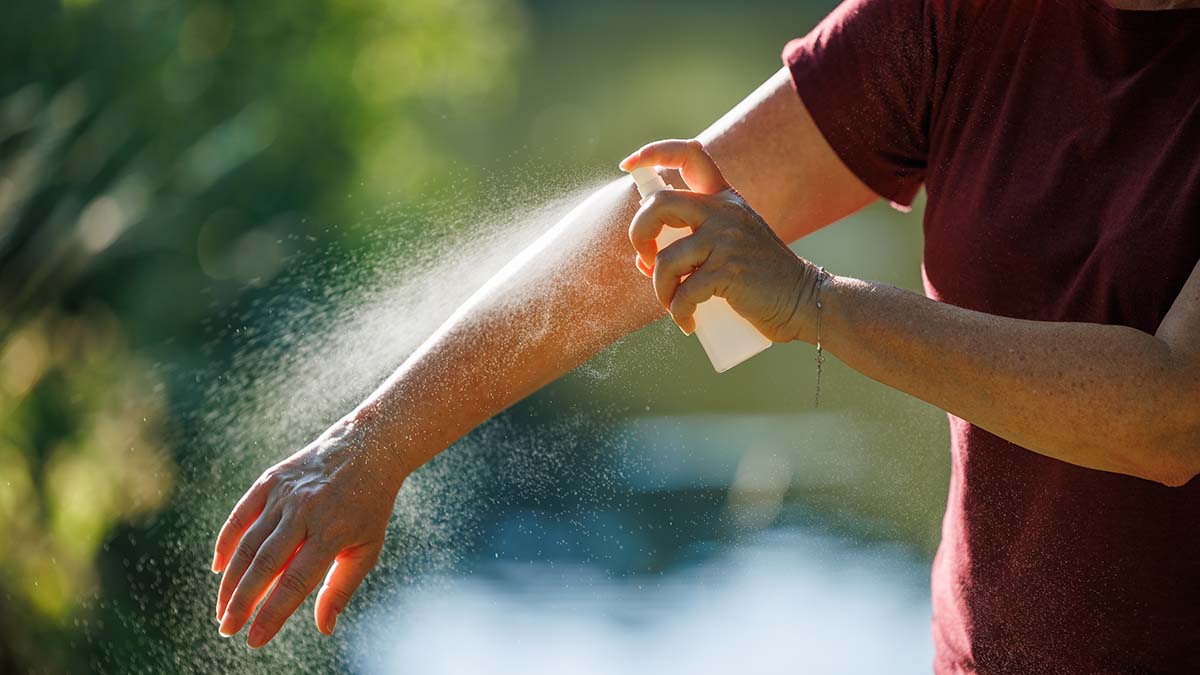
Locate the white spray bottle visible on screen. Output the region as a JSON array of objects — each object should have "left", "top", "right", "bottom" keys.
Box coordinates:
[{"left": 630, "top": 166, "right": 772, "bottom": 373}]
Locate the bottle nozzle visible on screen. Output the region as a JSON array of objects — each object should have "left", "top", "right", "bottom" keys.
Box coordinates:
[{"left": 630, "top": 166, "right": 670, "bottom": 200}]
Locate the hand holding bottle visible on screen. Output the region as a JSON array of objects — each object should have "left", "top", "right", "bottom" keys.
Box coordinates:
[{"left": 620, "top": 139, "right": 824, "bottom": 345}]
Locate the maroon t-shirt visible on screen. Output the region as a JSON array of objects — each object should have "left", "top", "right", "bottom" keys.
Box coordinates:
[{"left": 784, "top": 0, "right": 1200, "bottom": 672}]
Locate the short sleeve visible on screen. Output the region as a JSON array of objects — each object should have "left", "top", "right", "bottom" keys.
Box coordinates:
[{"left": 783, "top": 0, "right": 944, "bottom": 207}]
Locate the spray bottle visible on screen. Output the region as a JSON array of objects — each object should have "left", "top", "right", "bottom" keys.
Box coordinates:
[{"left": 630, "top": 166, "right": 772, "bottom": 373}]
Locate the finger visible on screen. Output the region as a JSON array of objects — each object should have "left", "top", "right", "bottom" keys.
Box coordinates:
[
  {"left": 620, "top": 138, "right": 730, "bottom": 195},
  {"left": 628, "top": 191, "right": 713, "bottom": 269},
  {"left": 246, "top": 542, "right": 334, "bottom": 648},
  {"left": 635, "top": 254, "right": 652, "bottom": 277},
  {"left": 216, "top": 508, "right": 281, "bottom": 621},
  {"left": 652, "top": 234, "right": 715, "bottom": 311},
  {"left": 219, "top": 517, "right": 305, "bottom": 637},
  {"left": 314, "top": 542, "right": 383, "bottom": 636},
  {"left": 669, "top": 270, "right": 725, "bottom": 335},
  {"left": 213, "top": 478, "right": 272, "bottom": 573}
]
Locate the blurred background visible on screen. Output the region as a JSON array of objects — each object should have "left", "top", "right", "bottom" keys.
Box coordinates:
[{"left": 0, "top": 0, "right": 949, "bottom": 672}]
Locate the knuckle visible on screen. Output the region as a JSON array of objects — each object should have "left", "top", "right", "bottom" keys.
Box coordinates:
[
  {"left": 250, "top": 547, "right": 280, "bottom": 573},
  {"left": 254, "top": 610, "right": 281, "bottom": 631},
  {"left": 232, "top": 542, "right": 258, "bottom": 568},
  {"left": 323, "top": 585, "right": 354, "bottom": 610},
  {"left": 324, "top": 523, "right": 353, "bottom": 547},
  {"left": 363, "top": 545, "right": 384, "bottom": 566},
  {"left": 225, "top": 597, "right": 249, "bottom": 617},
  {"left": 257, "top": 469, "right": 280, "bottom": 490},
  {"left": 686, "top": 138, "right": 704, "bottom": 152},
  {"left": 277, "top": 571, "right": 310, "bottom": 597},
  {"left": 294, "top": 492, "right": 322, "bottom": 516},
  {"left": 226, "top": 511, "right": 247, "bottom": 531},
  {"left": 655, "top": 245, "right": 679, "bottom": 269}
]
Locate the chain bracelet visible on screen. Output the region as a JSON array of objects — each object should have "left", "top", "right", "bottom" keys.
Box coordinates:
[{"left": 813, "top": 266, "right": 828, "bottom": 408}]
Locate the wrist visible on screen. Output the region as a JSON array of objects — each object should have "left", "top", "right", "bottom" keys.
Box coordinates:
[
  {"left": 815, "top": 273, "right": 858, "bottom": 352},
  {"left": 785, "top": 263, "right": 835, "bottom": 345},
  {"left": 332, "top": 406, "right": 416, "bottom": 495}
]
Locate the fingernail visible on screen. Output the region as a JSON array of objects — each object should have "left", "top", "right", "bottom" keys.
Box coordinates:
[
  {"left": 211, "top": 553, "right": 220, "bottom": 573},
  {"left": 247, "top": 625, "right": 266, "bottom": 649},
  {"left": 618, "top": 153, "right": 637, "bottom": 170},
  {"left": 218, "top": 613, "right": 236, "bottom": 637},
  {"left": 329, "top": 612, "right": 339, "bottom": 635}
]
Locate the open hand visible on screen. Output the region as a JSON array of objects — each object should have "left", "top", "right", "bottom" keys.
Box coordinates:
[
  {"left": 212, "top": 418, "right": 403, "bottom": 648},
  {"left": 620, "top": 139, "right": 823, "bottom": 343}
]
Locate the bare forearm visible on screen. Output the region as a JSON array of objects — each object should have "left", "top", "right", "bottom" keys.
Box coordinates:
[
  {"left": 211, "top": 69, "right": 922, "bottom": 644},
  {"left": 339, "top": 69, "right": 873, "bottom": 483},
  {"left": 349, "top": 179, "right": 660, "bottom": 478},
  {"left": 822, "top": 277, "right": 1200, "bottom": 485}
]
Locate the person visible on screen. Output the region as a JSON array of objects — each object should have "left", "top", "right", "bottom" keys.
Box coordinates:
[{"left": 210, "top": 0, "right": 1200, "bottom": 671}]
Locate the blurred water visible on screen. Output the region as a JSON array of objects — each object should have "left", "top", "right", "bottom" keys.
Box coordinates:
[
  {"left": 351, "top": 412, "right": 935, "bottom": 675},
  {"left": 355, "top": 520, "right": 932, "bottom": 675}
]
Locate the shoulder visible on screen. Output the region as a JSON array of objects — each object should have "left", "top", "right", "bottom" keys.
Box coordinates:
[{"left": 827, "top": 0, "right": 992, "bottom": 48}]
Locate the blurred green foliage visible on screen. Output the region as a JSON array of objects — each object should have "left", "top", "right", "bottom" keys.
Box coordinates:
[
  {"left": 0, "top": 0, "right": 948, "bottom": 671},
  {"left": 1, "top": 0, "right": 526, "bottom": 670}
]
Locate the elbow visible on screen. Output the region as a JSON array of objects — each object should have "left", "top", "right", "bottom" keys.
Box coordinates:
[
  {"left": 1152, "top": 462, "right": 1197, "bottom": 488},
  {"left": 1154, "top": 468, "right": 1196, "bottom": 489},
  {"left": 1158, "top": 383, "right": 1200, "bottom": 487},
  {"left": 1106, "top": 404, "right": 1200, "bottom": 488},
  {"left": 1112, "top": 371, "right": 1200, "bottom": 487},
  {"left": 1153, "top": 452, "right": 1199, "bottom": 488},
  {"left": 1138, "top": 423, "right": 1200, "bottom": 489}
]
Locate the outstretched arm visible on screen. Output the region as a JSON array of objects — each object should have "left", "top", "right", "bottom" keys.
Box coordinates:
[{"left": 210, "top": 67, "right": 877, "bottom": 648}]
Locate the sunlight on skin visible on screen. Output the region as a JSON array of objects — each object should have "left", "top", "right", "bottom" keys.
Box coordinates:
[
  {"left": 210, "top": 423, "right": 395, "bottom": 647},
  {"left": 208, "top": 179, "right": 650, "bottom": 648},
  {"left": 205, "top": 66, "right": 873, "bottom": 649},
  {"left": 207, "top": 138, "right": 825, "bottom": 648},
  {"left": 619, "top": 139, "right": 820, "bottom": 342}
]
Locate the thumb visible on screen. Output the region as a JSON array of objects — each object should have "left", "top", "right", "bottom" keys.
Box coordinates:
[
  {"left": 619, "top": 138, "right": 731, "bottom": 195},
  {"left": 314, "top": 542, "right": 381, "bottom": 635}
]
